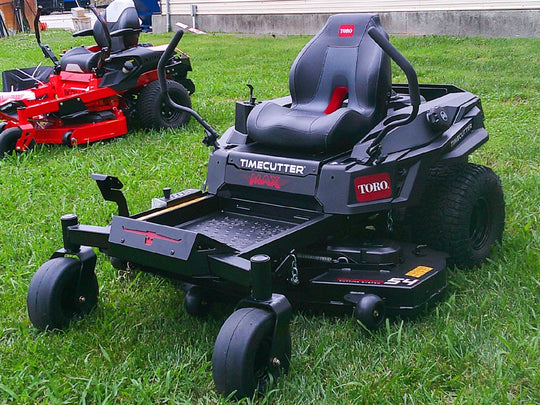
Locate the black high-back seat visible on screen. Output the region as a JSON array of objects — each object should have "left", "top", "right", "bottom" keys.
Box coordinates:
[
  {"left": 60, "top": 0, "right": 140, "bottom": 73},
  {"left": 246, "top": 14, "right": 391, "bottom": 153},
  {"left": 93, "top": 0, "right": 140, "bottom": 53}
]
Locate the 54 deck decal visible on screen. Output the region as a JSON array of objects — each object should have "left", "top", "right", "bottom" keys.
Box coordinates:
[{"left": 384, "top": 277, "right": 419, "bottom": 286}]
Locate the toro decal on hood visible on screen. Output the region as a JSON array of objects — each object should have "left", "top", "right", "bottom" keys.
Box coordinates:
[{"left": 354, "top": 173, "right": 392, "bottom": 202}]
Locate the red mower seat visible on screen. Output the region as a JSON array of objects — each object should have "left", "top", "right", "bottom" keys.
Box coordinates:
[{"left": 247, "top": 14, "right": 391, "bottom": 152}]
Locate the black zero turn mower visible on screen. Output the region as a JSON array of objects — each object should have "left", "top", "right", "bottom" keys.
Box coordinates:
[{"left": 27, "top": 14, "right": 505, "bottom": 399}]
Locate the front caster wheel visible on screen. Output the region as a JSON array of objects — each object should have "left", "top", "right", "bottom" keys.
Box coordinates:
[
  {"left": 212, "top": 307, "right": 291, "bottom": 399},
  {"left": 27, "top": 257, "right": 98, "bottom": 331},
  {"left": 109, "top": 256, "right": 128, "bottom": 271},
  {"left": 0, "top": 126, "right": 22, "bottom": 158},
  {"left": 353, "top": 294, "right": 386, "bottom": 331}
]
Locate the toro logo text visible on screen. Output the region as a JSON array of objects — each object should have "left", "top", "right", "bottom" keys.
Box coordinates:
[
  {"left": 338, "top": 25, "right": 354, "bottom": 37},
  {"left": 354, "top": 173, "right": 392, "bottom": 202}
]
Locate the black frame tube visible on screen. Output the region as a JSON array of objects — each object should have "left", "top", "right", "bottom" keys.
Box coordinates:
[
  {"left": 157, "top": 30, "right": 221, "bottom": 145},
  {"left": 366, "top": 27, "right": 421, "bottom": 159}
]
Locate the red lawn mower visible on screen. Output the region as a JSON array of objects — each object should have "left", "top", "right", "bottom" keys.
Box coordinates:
[{"left": 0, "top": 0, "right": 194, "bottom": 157}]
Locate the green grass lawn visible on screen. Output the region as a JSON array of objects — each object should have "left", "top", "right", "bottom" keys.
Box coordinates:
[{"left": 0, "top": 29, "right": 539, "bottom": 404}]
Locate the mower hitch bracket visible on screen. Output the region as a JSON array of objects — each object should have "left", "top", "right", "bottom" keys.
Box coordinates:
[{"left": 91, "top": 174, "right": 129, "bottom": 217}]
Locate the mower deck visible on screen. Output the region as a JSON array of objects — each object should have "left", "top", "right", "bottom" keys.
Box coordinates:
[{"left": 60, "top": 187, "right": 447, "bottom": 317}]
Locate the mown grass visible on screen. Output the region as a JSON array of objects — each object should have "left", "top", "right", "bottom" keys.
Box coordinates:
[{"left": 0, "top": 29, "right": 539, "bottom": 404}]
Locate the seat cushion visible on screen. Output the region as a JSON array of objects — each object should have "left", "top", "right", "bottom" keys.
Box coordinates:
[
  {"left": 247, "top": 101, "right": 372, "bottom": 152},
  {"left": 60, "top": 47, "right": 101, "bottom": 73}
]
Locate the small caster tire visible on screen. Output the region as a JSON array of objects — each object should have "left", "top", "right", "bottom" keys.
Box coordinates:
[
  {"left": 184, "top": 287, "right": 209, "bottom": 317},
  {"left": 0, "top": 127, "right": 22, "bottom": 158},
  {"left": 109, "top": 256, "right": 128, "bottom": 271},
  {"left": 212, "top": 307, "right": 291, "bottom": 399},
  {"left": 354, "top": 294, "right": 386, "bottom": 331},
  {"left": 27, "top": 257, "right": 98, "bottom": 331},
  {"left": 61, "top": 131, "right": 75, "bottom": 147}
]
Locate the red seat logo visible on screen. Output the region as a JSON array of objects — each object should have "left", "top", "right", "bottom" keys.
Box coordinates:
[
  {"left": 339, "top": 25, "right": 354, "bottom": 37},
  {"left": 354, "top": 173, "right": 392, "bottom": 202}
]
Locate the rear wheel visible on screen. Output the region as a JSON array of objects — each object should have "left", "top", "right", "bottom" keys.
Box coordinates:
[
  {"left": 136, "top": 80, "right": 191, "bottom": 129},
  {"left": 413, "top": 163, "right": 505, "bottom": 268},
  {"left": 212, "top": 307, "right": 291, "bottom": 399},
  {"left": 0, "top": 127, "right": 22, "bottom": 158},
  {"left": 27, "top": 257, "right": 99, "bottom": 331}
]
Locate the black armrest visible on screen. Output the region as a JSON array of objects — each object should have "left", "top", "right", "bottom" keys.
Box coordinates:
[
  {"left": 110, "top": 28, "right": 142, "bottom": 37},
  {"left": 73, "top": 28, "right": 94, "bottom": 37}
]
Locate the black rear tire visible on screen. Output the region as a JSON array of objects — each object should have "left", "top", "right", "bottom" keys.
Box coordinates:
[
  {"left": 413, "top": 163, "right": 505, "bottom": 268},
  {"left": 212, "top": 307, "right": 291, "bottom": 399},
  {"left": 0, "top": 127, "right": 22, "bottom": 158},
  {"left": 136, "top": 80, "right": 191, "bottom": 129},
  {"left": 27, "top": 257, "right": 99, "bottom": 331}
]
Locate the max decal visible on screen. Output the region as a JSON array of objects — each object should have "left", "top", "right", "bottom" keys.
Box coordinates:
[{"left": 248, "top": 173, "right": 283, "bottom": 189}]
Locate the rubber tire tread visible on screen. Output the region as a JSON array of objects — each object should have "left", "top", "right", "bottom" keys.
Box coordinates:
[
  {"left": 27, "top": 257, "right": 98, "bottom": 331},
  {"left": 413, "top": 163, "right": 505, "bottom": 268},
  {"left": 136, "top": 80, "right": 191, "bottom": 129},
  {"left": 212, "top": 307, "right": 291, "bottom": 399},
  {"left": 0, "top": 127, "right": 22, "bottom": 157}
]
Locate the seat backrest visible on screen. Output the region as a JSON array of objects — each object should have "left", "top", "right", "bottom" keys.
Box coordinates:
[
  {"left": 289, "top": 14, "right": 391, "bottom": 121},
  {"left": 93, "top": 0, "right": 140, "bottom": 53}
]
